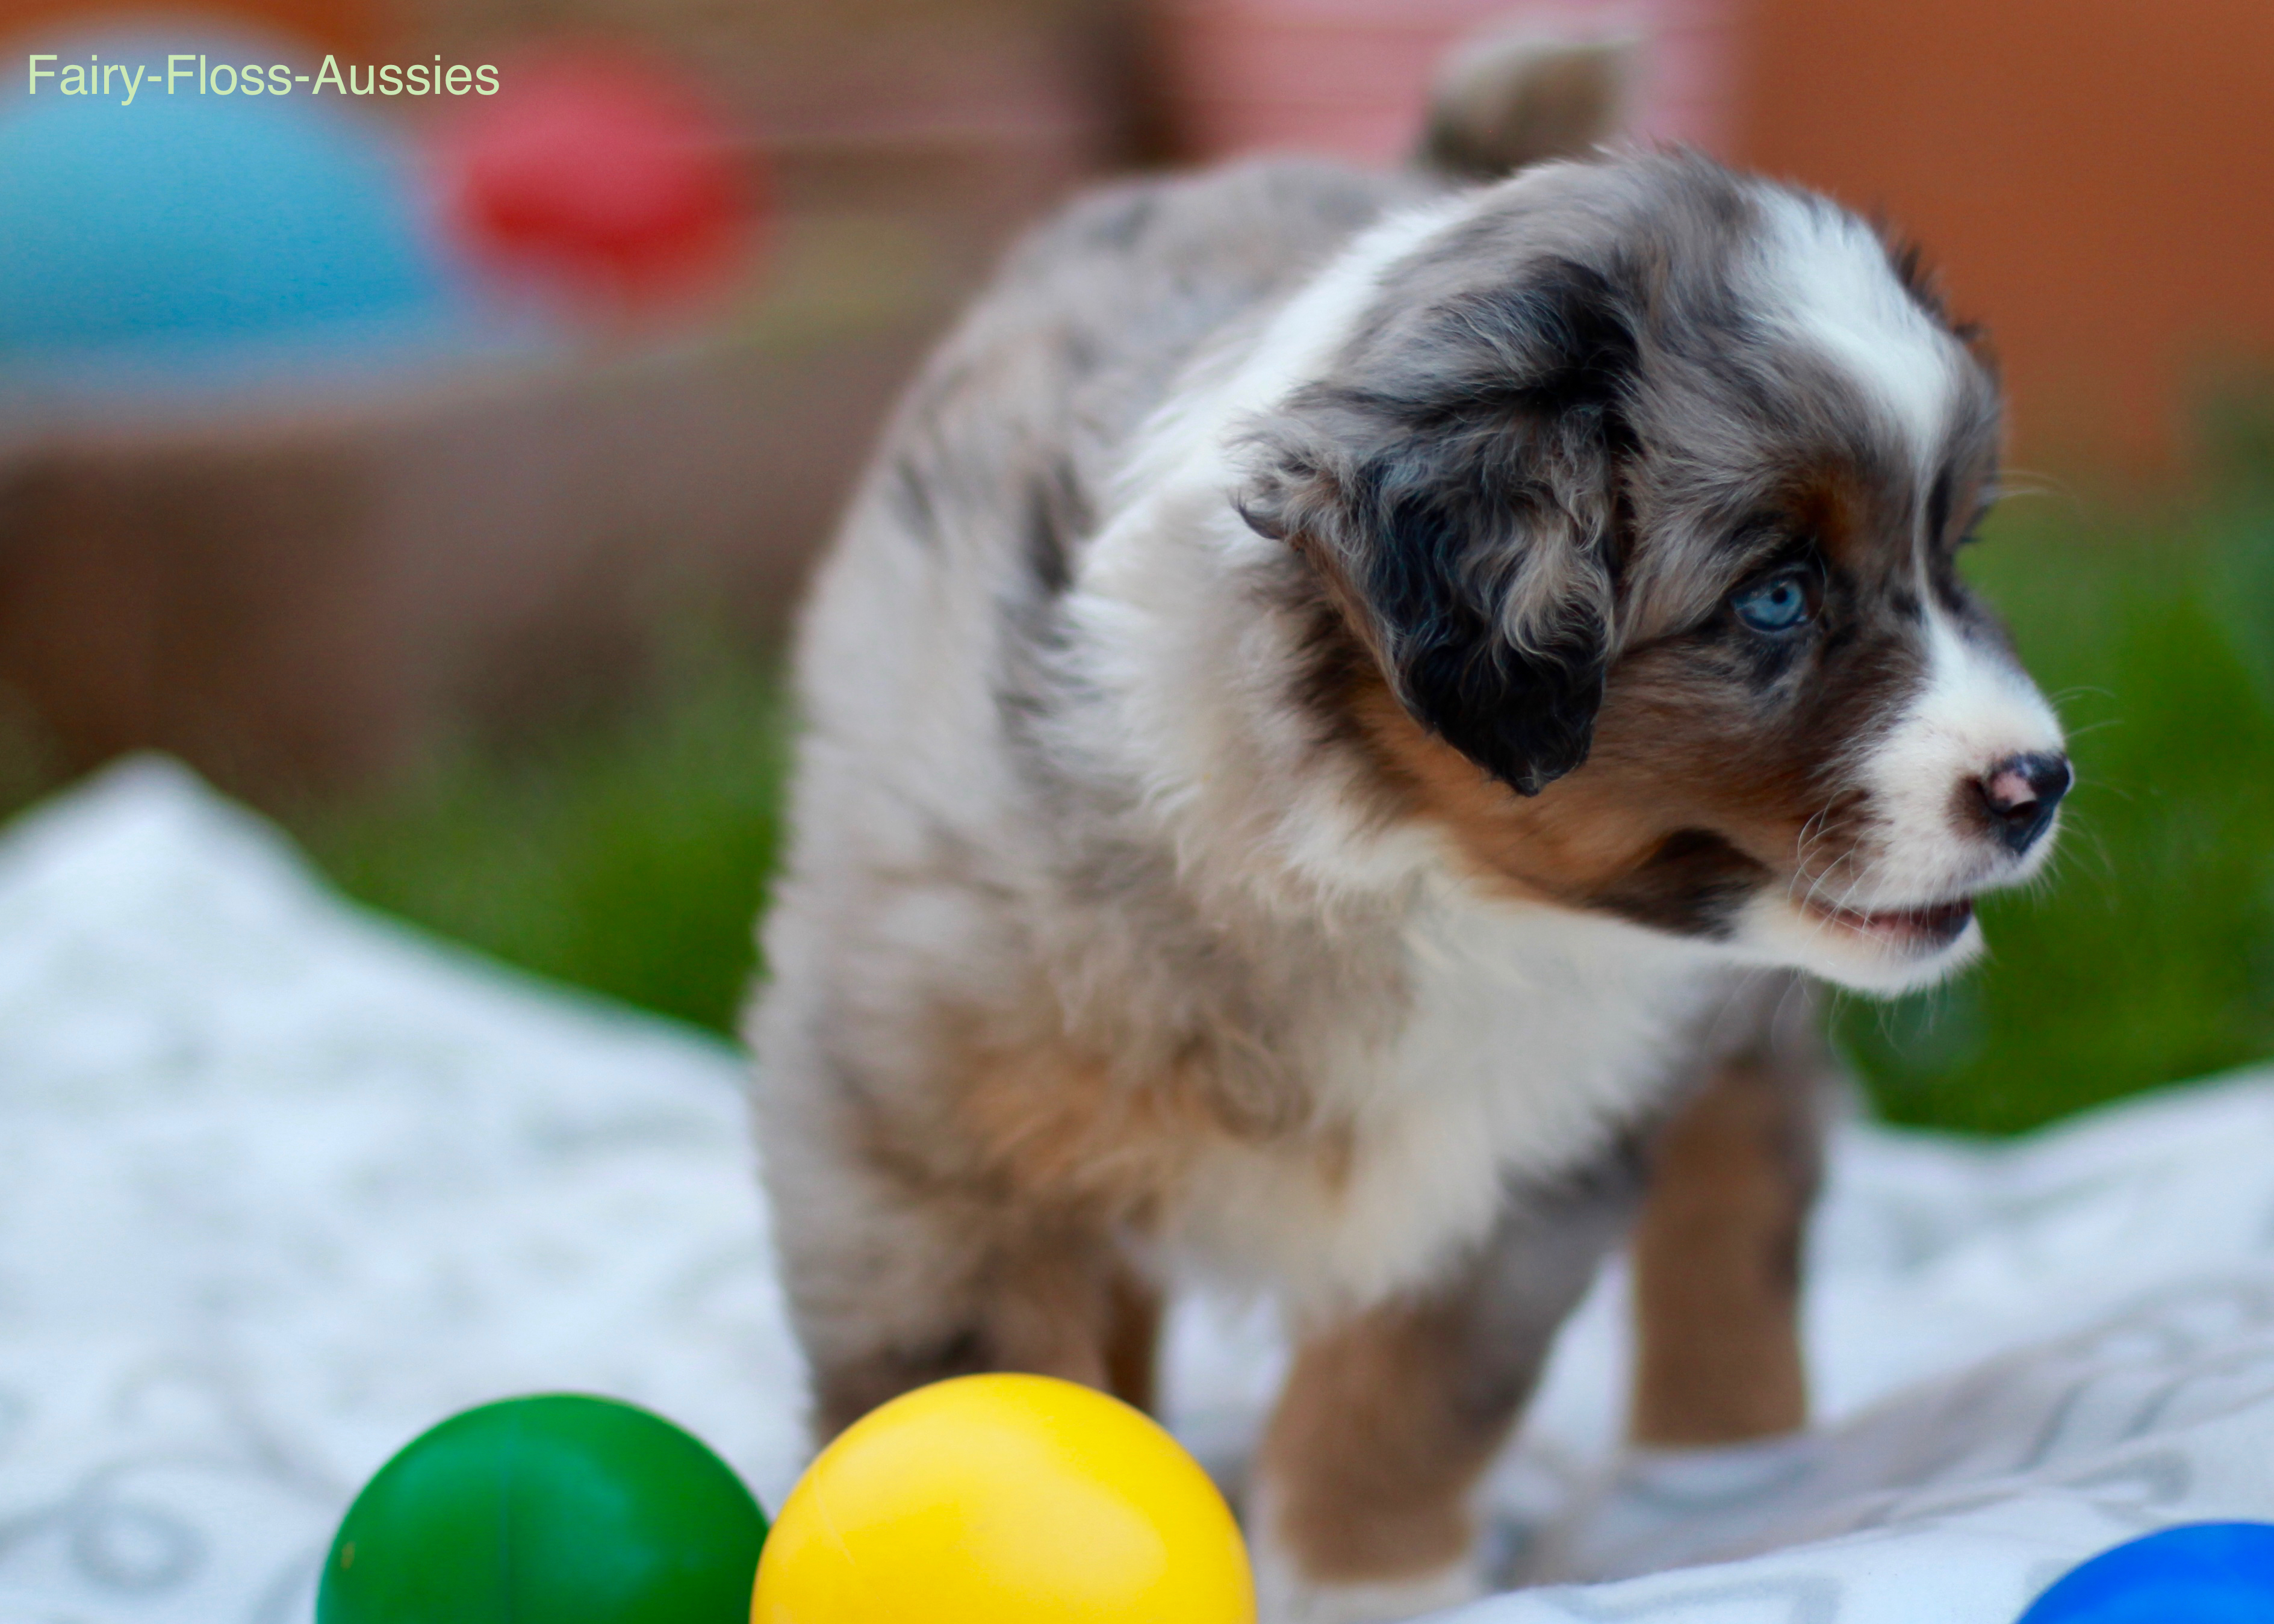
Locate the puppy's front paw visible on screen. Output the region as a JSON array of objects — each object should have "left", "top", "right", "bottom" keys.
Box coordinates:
[{"left": 1251, "top": 1528, "right": 1483, "bottom": 1624}]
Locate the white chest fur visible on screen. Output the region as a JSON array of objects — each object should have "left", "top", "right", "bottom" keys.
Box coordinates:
[{"left": 1164, "top": 888, "right": 1726, "bottom": 1315}]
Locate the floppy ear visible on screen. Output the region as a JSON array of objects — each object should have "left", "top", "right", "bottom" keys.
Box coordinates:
[{"left": 1239, "top": 259, "right": 1635, "bottom": 796}]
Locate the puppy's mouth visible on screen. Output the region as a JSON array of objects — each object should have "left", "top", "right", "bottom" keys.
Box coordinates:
[{"left": 1802, "top": 894, "right": 1975, "bottom": 950}]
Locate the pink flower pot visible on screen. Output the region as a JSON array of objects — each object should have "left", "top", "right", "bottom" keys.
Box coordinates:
[{"left": 1149, "top": 0, "right": 1740, "bottom": 165}]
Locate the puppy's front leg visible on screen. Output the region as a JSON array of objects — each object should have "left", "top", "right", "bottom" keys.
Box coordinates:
[
  {"left": 1251, "top": 1148, "right": 1646, "bottom": 1623},
  {"left": 1630, "top": 977, "right": 1828, "bottom": 1447}
]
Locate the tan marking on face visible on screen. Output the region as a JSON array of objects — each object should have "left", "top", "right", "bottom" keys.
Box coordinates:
[
  {"left": 1621, "top": 460, "right": 1868, "bottom": 642},
  {"left": 1785, "top": 460, "right": 1871, "bottom": 572},
  {"left": 1294, "top": 451, "right": 1930, "bottom": 931},
  {"left": 1343, "top": 656, "right": 1830, "bottom": 918}
]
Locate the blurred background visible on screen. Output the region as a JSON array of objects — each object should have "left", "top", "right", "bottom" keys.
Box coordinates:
[{"left": 0, "top": 0, "right": 2269, "bottom": 1134}]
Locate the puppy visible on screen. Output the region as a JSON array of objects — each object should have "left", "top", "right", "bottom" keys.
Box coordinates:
[{"left": 749, "top": 41, "right": 2069, "bottom": 1623}]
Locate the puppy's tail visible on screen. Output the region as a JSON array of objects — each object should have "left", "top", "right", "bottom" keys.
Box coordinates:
[{"left": 1419, "top": 26, "right": 1636, "bottom": 181}]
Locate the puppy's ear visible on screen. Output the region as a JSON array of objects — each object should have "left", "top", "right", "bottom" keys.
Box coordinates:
[{"left": 1240, "top": 259, "right": 1634, "bottom": 796}]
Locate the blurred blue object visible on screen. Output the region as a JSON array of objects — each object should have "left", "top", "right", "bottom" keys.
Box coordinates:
[
  {"left": 0, "top": 24, "right": 494, "bottom": 374},
  {"left": 0, "top": 47, "right": 440, "bottom": 350},
  {"left": 2019, "top": 1524, "right": 2274, "bottom": 1623}
]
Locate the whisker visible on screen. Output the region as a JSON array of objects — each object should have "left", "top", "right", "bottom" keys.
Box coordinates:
[{"left": 1990, "top": 467, "right": 2087, "bottom": 515}]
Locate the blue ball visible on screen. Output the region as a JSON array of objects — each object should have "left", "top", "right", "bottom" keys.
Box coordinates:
[
  {"left": 2020, "top": 1523, "right": 2274, "bottom": 1623},
  {"left": 0, "top": 26, "right": 452, "bottom": 358}
]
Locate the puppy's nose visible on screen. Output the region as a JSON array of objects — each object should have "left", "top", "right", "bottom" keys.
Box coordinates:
[{"left": 1977, "top": 752, "right": 2071, "bottom": 855}]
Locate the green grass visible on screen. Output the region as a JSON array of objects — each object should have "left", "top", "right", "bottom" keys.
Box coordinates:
[{"left": 296, "top": 630, "right": 793, "bottom": 1037}]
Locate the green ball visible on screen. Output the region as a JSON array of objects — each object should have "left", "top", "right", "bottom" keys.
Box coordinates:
[{"left": 318, "top": 1394, "right": 769, "bottom": 1624}]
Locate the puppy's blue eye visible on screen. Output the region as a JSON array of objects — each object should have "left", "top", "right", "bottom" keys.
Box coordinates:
[{"left": 1733, "top": 571, "right": 1813, "bottom": 633}]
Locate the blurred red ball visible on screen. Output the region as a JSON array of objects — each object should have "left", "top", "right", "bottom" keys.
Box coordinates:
[{"left": 440, "top": 49, "right": 758, "bottom": 309}]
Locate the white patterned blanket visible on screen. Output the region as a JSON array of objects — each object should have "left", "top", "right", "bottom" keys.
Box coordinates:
[{"left": 4, "top": 761, "right": 2272, "bottom": 1624}]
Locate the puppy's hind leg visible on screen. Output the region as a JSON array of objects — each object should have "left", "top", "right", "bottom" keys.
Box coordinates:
[
  {"left": 757, "top": 1077, "right": 1158, "bottom": 1442},
  {"left": 1250, "top": 1145, "right": 1647, "bottom": 1623},
  {"left": 794, "top": 1188, "right": 1151, "bottom": 1442},
  {"left": 1102, "top": 1260, "right": 1167, "bottom": 1414}
]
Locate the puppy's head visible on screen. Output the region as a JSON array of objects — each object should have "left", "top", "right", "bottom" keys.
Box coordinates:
[{"left": 1241, "top": 153, "right": 2067, "bottom": 994}]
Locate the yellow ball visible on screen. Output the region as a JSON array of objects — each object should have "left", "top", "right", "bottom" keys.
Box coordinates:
[{"left": 750, "top": 1374, "right": 1255, "bottom": 1624}]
